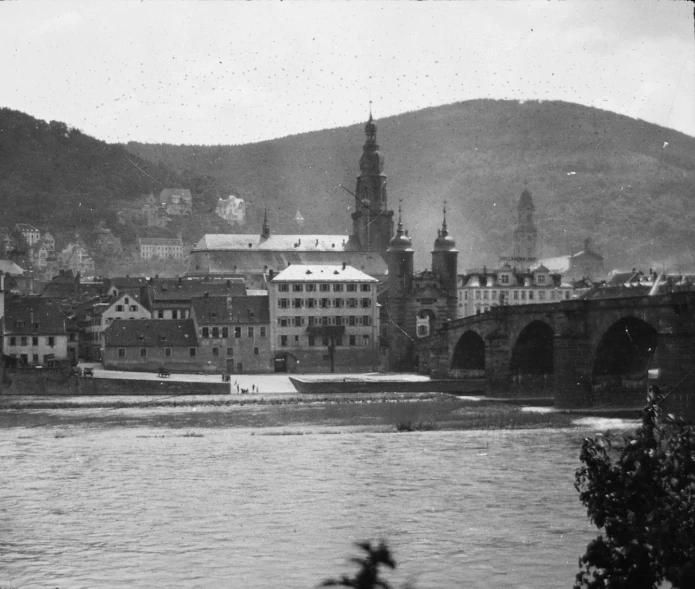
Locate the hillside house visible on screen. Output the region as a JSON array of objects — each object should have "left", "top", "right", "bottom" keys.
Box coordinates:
[
  {"left": 42, "top": 232, "right": 56, "bottom": 252},
  {"left": 59, "top": 242, "right": 96, "bottom": 277},
  {"left": 15, "top": 223, "right": 41, "bottom": 246},
  {"left": 215, "top": 195, "right": 246, "bottom": 225},
  {"left": 138, "top": 237, "right": 184, "bottom": 260},
  {"left": 160, "top": 189, "right": 193, "bottom": 216}
]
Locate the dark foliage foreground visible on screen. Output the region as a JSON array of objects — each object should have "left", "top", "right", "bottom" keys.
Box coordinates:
[
  {"left": 574, "top": 389, "right": 695, "bottom": 588},
  {"left": 322, "top": 541, "right": 406, "bottom": 589}
]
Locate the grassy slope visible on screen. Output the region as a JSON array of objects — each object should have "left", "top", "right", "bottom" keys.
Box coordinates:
[{"left": 127, "top": 99, "right": 695, "bottom": 272}]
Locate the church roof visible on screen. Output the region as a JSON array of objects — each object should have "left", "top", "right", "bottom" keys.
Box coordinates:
[
  {"left": 193, "top": 234, "right": 353, "bottom": 252},
  {"left": 192, "top": 250, "right": 387, "bottom": 279}
]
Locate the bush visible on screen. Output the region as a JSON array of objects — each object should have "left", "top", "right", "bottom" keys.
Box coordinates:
[
  {"left": 574, "top": 388, "right": 695, "bottom": 588},
  {"left": 322, "top": 541, "right": 397, "bottom": 589}
]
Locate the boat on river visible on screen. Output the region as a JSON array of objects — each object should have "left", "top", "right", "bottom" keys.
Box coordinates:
[{"left": 289, "top": 375, "right": 485, "bottom": 394}]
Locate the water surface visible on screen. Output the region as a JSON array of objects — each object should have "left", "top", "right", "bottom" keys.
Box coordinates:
[{"left": 1, "top": 419, "right": 602, "bottom": 588}]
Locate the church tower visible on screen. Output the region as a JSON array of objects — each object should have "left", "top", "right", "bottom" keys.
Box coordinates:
[
  {"left": 386, "top": 206, "right": 414, "bottom": 371},
  {"left": 513, "top": 188, "right": 538, "bottom": 265},
  {"left": 431, "top": 205, "right": 458, "bottom": 294},
  {"left": 351, "top": 113, "right": 394, "bottom": 257}
]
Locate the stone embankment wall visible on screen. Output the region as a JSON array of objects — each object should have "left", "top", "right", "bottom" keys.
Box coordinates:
[{"left": 0, "top": 369, "right": 228, "bottom": 396}]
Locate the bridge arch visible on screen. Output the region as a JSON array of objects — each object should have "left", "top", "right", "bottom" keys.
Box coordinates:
[
  {"left": 591, "top": 316, "right": 657, "bottom": 405},
  {"left": 509, "top": 320, "right": 554, "bottom": 397},
  {"left": 510, "top": 320, "right": 554, "bottom": 375},
  {"left": 451, "top": 330, "right": 485, "bottom": 376}
]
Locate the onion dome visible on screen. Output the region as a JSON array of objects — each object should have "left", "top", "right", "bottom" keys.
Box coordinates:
[
  {"left": 387, "top": 205, "right": 412, "bottom": 251},
  {"left": 433, "top": 205, "right": 457, "bottom": 252},
  {"left": 359, "top": 113, "right": 385, "bottom": 175}
]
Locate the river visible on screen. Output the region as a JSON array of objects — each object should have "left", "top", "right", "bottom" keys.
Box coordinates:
[{"left": 0, "top": 414, "right": 616, "bottom": 589}]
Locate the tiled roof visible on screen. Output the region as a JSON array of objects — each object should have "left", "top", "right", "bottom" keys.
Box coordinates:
[
  {"left": 460, "top": 268, "right": 564, "bottom": 288},
  {"left": 193, "top": 233, "right": 354, "bottom": 252},
  {"left": 0, "top": 260, "right": 25, "bottom": 275},
  {"left": 191, "top": 294, "right": 269, "bottom": 324},
  {"left": 148, "top": 278, "right": 247, "bottom": 301},
  {"left": 273, "top": 264, "right": 379, "bottom": 283},
  {"left": 578, "top": 285, "right": 651, "bottom": 300},
  {"left": 15, "top": 223, "right": 39, "bottom": 232},
  {"left": 104, "top": 319, "right": 198, "bottom": 347},
  {"left": 138, "top": 237, "right": 183, "bottom": 246},
  {"left": 3, "top": 297, "right": 66, "bottom": 335},
  {"left": 191, "top": 250, "right": 387, "bottom": 278},
  {"left": 160, "top": 188, "right": 192, "bottom": 202}
]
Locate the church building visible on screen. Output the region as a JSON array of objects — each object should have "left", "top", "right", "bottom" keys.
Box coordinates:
[{"left": 187, "top": 114, "right": 395, "bottom": 287}]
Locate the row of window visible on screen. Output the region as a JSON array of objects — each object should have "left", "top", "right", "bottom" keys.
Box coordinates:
[
  {"left": 12, "top": 320, "right": 41, "bottom": 329},
  {"left": 278, "top": 298, "right": 372, "bottom": 309},
  {"left": 114, "top": 304, "right": 140, "bottom": 313},
  {"left": 277, "top": 315, "right": 373, "bottom": 327},
  {"left": 279, "top": 334, "right": 371, "bottom": 347},
  {"left": 155, "top": 310, "right": 189, "bottom": 319},
  {"left": 118, "top": 346, "right": 260, "bottom": 358},
  {"left": 460, "top": 289, "right": 571, "bottom": 301},
  {"left": 278, "top": 283, "right": 372, "bottom": 293},
  {"left": 7, "top": 336, "right": 56, "bottom": 347},
  {"left": 7, "top": 353, "right": 53, "bottom": 365},
  {"left": 200, "top": 326, "right": 268, "bottom": 338},
  {"left": 495, "top": 274, "right": 547, "bottom": 285}
]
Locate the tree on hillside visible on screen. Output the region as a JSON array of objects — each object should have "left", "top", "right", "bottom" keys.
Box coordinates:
[{"left": 574, "top": 389, "right": 695, "bottom": 589}]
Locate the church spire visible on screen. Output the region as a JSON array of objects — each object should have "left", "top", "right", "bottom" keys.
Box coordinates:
[{"left": 261, "top": 206, "right": 270, "bottom": 239}]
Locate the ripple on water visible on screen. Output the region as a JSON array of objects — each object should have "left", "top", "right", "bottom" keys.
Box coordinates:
[{"left": 0, "top": 425, "right": 597, "bottom": 589}]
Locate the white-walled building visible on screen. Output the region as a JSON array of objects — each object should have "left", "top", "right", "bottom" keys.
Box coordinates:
[
  {"left": 3, "top": 296, "right": 68, "bottom": 366},
  {"left": 15, "top": 223, "right": 41, "bottom": 246},
  {"left": 138, "top": 237, "right": 184, "bottom": 260},
  {"left": 268, "top": 264, "right": 380, "bottom": 373},
  {"left": 84, "top": 293, "right": 152, "bottom": 361},
  {"left": 216, "top": 195, "right": 246, "bottom": 225},
  {"left": 458, "top": 263, "right": 573, "bottom": 318}
]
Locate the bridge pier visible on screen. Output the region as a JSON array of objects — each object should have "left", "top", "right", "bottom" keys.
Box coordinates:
[
  {"left": 553, "top": 334, "right": 592, "bottom": 408},
  {"left": 485, "top": 336, "right": 510, "bottom": 397}
]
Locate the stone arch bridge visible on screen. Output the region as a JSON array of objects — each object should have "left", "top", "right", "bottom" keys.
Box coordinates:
[{"left": 415, "top": 291, "right": 695, "bottom": 417}]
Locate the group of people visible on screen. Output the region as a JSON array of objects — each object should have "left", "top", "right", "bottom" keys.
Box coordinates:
[{"left": 230, "top": 380, "right": 259, "bottom": 395}]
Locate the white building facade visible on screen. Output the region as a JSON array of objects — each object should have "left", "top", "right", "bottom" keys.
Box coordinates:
[
  {"left": 268, "top": 264, "right": 380, "bottom": 373},
  {"left": 458, "top": 264, "right": 574, "bottom": 318}
]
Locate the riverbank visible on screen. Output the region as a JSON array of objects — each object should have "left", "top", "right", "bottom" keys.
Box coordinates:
[{"left": 0, "top": 392, "right": 640, "bottom": 432}]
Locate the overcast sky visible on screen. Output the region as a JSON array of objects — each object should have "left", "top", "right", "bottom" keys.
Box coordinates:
[{"left": 1, "top": 1, "right": 693, "bottom": 145}]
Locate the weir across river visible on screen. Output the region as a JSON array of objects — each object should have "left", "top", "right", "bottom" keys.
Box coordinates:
[{"left": 416, "top": 290, "right": 695, "bottom": 418}]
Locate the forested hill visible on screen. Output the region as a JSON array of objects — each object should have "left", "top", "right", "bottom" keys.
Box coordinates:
[
  {"left": 127, "top": 99, "right": 695, "bottom": 271},
  {"left": 0, "top": 108, "right": 180, "bottom": 234}
]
